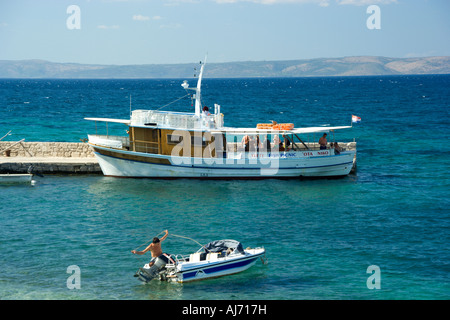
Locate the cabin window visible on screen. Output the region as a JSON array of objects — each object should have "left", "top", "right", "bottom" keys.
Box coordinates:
[
  {"left": 132, "top": 127, "right": 159, "bottom": 154},
  {"left": 167, "top": 134, "right": 183, "bottom": 145},
  {"left": 133, "top": 127, "right": 158, "bottom": 142},
  {"left": 166, "top": 134, "right": 207, "bottom": 147},
  {"left": 191, "top": 136, "right": 207, "bottom": 147}
]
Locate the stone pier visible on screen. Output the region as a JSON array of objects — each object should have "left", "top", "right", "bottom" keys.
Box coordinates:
[{"left": 0, "top": 141, "right": 101, "bottom": 174}]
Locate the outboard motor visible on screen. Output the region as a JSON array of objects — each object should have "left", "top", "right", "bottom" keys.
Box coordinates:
[{"left": 136, "top": 256, "right": 168, "bottom": 283}]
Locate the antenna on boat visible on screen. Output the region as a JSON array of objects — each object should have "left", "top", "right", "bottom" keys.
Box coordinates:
[
  {"left": 194, "top": 55, "right": 207, "bottom": 117},
  {"left": 180, "top": 55, "right": 207, "bottom": 117},
  {"left": 129, "top": 94, "right": 132, "bottom": 117}
]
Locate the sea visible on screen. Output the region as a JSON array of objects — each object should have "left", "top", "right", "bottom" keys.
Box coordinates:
[{"left": 0, "top": 75, "right": 449, "bottom": 300}]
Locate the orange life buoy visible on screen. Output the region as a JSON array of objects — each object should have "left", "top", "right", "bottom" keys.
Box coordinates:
[
  {"left": 280, "top": 123, "right": 294, "bottom": 130},
  {"left": 256, "top": 123, "right": 273, "bottom": 129},
  {"left": 271, "top": 123, "right": 294, "bottom": 130}
]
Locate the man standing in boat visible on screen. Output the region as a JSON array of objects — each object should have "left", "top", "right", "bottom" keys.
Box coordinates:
[
  {"left": 319, "top": 133, "right": 328, "bottom": 150},
  {"left": 131, "top": 230, "right": 169, "bottom": 266}
]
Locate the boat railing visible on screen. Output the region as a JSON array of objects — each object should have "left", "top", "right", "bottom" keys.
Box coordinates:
[
  {"left": 171, "top": 250, "right": 237, "bottom": 265},
  {"left": 133, "top": 141, "right": 159, "bottom": 154},
  {"left": 224, "top": 141, "right": 356, "bottom": 153},
  {"left": 172, "top": 254, "right": 189, "bottom": 264},
  {"left": 88, "top": 134, "right": 130, "bottom": 149},
  {"left": 293, "top": 142, "right": 356, "bottom": 151},
  {"left": 131, "top": 110, "right": 222, "bottom": 130}
]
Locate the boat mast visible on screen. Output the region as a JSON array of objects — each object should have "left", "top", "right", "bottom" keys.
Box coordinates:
[{"left": 194, "top": 56, "right": 207, "bottom": 117}]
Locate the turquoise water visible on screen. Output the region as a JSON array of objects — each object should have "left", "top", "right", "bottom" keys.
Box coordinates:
[{"left": 0, "top": 76, "right": 449, "bottom": 299}]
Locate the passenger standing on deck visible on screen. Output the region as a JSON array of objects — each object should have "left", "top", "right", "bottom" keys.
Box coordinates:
[
  {"left": 242, "top": 135, "right": 250, "bottom": 152},
  {"left": 282, "top": 134, "right": 291, "bottom": 150},
  {"left": 251, "top": 135, "right": 260, "bottom": 152},
  {"left": 132, "top": 230, "right": 169, "bottom": 266},
  {"left": 273, "top": 135, "right": 283, "bottom": 151},
  {"left": 319, "top": 133, "right": 328, "bottom": 150},
  {"left": 262, "top": 135, "right": 271, "bottom": 152},
  {"left": 202, "top": 106, "right": 210, "bottom": 116}
]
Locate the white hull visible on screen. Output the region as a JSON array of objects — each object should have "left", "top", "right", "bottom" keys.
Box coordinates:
[
  {"left": 175, "top": 250, "right": 264, "bottom": 283},
  {"left": 92, "top": 145, "right": 355, "bottom": 179},
  {"left": 140, "top": 247, "right": 266, "bottom": 283},
  {"left": 0, "top": 173, "right": 33, "bottom": 183}
]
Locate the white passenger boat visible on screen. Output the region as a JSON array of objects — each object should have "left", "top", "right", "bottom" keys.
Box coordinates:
[
  {"left": 85, "top": 59, "right": 356, "bottom": 179},
  {"left": 135, "top": 239, "right": 266, "bottom": 283}
]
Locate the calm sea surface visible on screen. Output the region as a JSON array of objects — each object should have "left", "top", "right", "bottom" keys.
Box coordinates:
[{"left": 0, "top": 76, "right": 449, "bottom": 300}]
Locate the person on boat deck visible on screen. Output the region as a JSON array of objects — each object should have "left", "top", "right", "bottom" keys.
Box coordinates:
[
  {"left": 250, "top": 135, "right": 260, "bottom": 152},
  {"left": 319, "top": 133, "right": 328, "bottom": 150},
  {"left": 273, "top": 135, "right": 283, "bottom": 151},
  {"left": 262, "top": 136, "right": 271, "bottom": 152},
  {"left": 282, "top": 134, "right": 291, "bottom": 150},
  {"left": 332, "top": 142, "right": 341, "bottom": 155},
  {"left": 202, "top": 106, "right": 210, "bottom": 116},
  {"left": 242, "top": 135, "right": 250, "bottom": 152},
  {"left": 131, "top": 230, "right": 169, "bottom": 267}
]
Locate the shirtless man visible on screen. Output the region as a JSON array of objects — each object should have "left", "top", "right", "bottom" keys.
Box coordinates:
[
  {"left": 131, "top": 230, "right": 169, "bottom": 266},
  {"left": 319, "top": 133, "right": 328, "bottom": 150}
]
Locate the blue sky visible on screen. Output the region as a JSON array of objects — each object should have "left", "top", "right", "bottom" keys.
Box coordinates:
[{"left": 0, "top": 0, "right": 449, "bottom": 64}]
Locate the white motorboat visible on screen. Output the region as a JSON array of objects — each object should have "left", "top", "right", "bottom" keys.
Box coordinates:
[
  {"left": 0, "top": 173, "right": 33, "bottom": 184},
  {"left": 136, "top": 239, "right": 266, "bottom": 283},
  {"left": 85, "top": 58, "right": 357, "bottom": 179}
]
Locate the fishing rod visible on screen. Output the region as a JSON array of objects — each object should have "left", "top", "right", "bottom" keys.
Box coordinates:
[
  {"left": 133, "top": 231, "right": 209, "bottom": 252},
  {"left": 170, "top": 233, "right": 208, "bottom": 251}
]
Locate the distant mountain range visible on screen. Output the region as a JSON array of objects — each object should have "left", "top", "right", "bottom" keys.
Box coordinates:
[{"left": 0, "top": 56, "right": 449, "bottom": 78}]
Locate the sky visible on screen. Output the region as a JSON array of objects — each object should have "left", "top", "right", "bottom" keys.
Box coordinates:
[{"left": 0, "top": 0, "right": 449, "bottom": 65}]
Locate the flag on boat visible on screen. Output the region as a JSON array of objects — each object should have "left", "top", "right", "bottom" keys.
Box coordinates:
[{"left": 352, "top": 115, "right": 361, "bottom": 123}]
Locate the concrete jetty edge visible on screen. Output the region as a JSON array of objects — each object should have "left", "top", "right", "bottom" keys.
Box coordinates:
[{"left": 0, "top": 141, "right": 101, "bottom": 174}]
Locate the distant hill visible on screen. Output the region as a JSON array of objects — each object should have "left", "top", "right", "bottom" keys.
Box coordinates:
[{"left": 0, "top": 56, "right": 449, "bottom": 78}]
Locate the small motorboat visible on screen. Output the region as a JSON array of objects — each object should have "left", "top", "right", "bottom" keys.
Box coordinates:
[
  {"left": 0, "top": 165, "right": 39, "bottom": 185},
  {"left": 0, "top": 173, "right": 34, "bottom": 184},
  {"left": 135, "top": 239, "right": 266, "bottom": 283}
]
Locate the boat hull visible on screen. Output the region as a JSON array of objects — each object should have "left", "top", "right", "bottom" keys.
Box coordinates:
[
  {"left": 139, "top": 248, "right": 266, "bottom": 283},
  {"left": 0, "top": 174, "right": 33, "bottom": 184},
  {"left": 176, "top": 254, "right": 263, "bottom": 283},
  {"left": 91, "top": 144, "right": 355, "bottom": 179}
]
